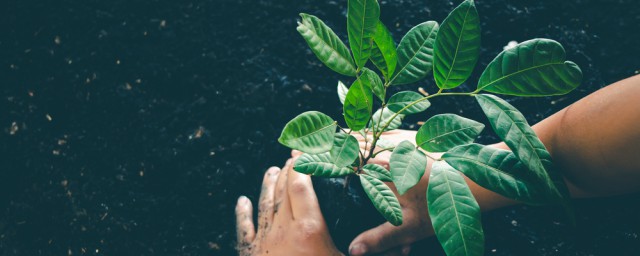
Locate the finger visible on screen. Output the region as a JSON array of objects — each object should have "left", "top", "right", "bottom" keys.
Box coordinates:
[
  {"left": 287, "top": 165, "right": 322, "bottom": 219},
  {"left": 348, "top": 222, "right": 416, "bottom": 256},
  {"left": 256, "top": 167, "right": 280, "bottom": 233},
  {"left": 236, "top": 196, "right": 256, "bottom": 249},
  {"left": 274, "top": 159, "right": 293, "bottom": 220},
  {"left": 291, "top": 150, "right": 303, "bottom": 157}
]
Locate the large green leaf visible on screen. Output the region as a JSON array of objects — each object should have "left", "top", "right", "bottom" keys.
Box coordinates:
[
  {"left": 476, "top": 94, "right": 572, "bottom": 208},
  {"left": 344, "top": 74, "right": 374, "bottom": 130},
  {"left": 477, "top": 39, "right": 582, "bottom": 96},
  {"left": 297, "top": 13, "right": 357, "bottom": 77},
  {"left": 428, "top": 161, "right": 484, "bottom": 256},
  {"left": 390, "top": 140, "right": 428, "bottom": 195},
  {"left": 363, "top": 163, "right": 392, "bottom": 182},
  {"left": 337, "top": 80, "right": 348, "bottom": 104},
  {"left": 278, "top": 111, "right": 337, "bottom": 154},
  {"left": 443, "top": 143, "right": 546, "bottom": 204},
  {"left": 362, "top": 67, "right": 385, "bottom": 101},
  {"left": 294, "top": 152, "right": 353, "bottom": 177},
  {"left": 370, "top": 107, "right": 404, "bottom": 132},
  {"left": 433, "top": 0, "right": 481, "bottom": 89},
  {"left": 347, "top": 0, "right": 380, "bottom": 68},
  {"left": 387, "top": 91, "right": 431, "bottom": 114},
  {"left": 390, "top": 21, "right": 439, "bottom": 85},
  {"left": 330, "top": 132, "right": 360, "bottom": 167},
  {"left": 415, "top": 114, "right": 484, "bottom": 152},
  {"left": 370, "top": 21, "right": 398, "bottom": 80},
  {"left": 360, "top": 173, "right": 403, "bottom": 226}
]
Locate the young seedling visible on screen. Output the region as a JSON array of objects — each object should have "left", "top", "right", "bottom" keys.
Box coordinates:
[{"left": 279, "top": 0, "right": 582, "bottom": 255}]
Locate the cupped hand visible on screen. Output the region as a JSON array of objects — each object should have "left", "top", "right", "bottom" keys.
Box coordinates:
[{"left": 235, "top": 155, "right": 343, "bottom": 256}]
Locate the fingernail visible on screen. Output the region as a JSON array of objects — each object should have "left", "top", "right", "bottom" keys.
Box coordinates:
[
  {"left": 349, "top": 244, "right": 366, "bottom": 255},
  {"left": 237, "top": 196, "right": 249, "bottom": 205}
]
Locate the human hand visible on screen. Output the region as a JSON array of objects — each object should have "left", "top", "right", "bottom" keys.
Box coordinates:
[{"left": 235, "top": 156, "right": 343, "bottom": 256}]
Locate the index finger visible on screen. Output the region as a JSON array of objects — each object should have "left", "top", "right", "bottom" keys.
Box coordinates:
[{"left": 287, "top": 164, "right": 322, "bottom": 219}]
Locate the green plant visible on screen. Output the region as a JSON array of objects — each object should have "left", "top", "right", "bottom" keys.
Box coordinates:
[{"left": 279, "top": 0, "right": 582, "bottom": 255}]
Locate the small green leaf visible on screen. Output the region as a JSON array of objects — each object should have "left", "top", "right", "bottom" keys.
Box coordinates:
[
  {"left": 360, "top": 174, "right": 403, "bottom": 226},
  {"left": 387, "top": 91, "right": 431, "bottom": 114},
  {"left": 294, "top": 153, "right": 353, "bottom": 177},
  {"left": 476, "top": 94, "right": 572, "bottom": 210},
  {"left": 330, "top": 132, "right": 360, "bottom": 167},
  {"left": 297, "top": 13, "right": 357, "bottom": 76},
  {"left": 443, "top": 143, "right": 546, "bottom": 204},
  {"left": 433, "top": 0, "right": 481, "bottom": 89},
  {"left": 278, "top": 111, "right": 337, "bottom": 154},
  {"left": 337, "top": 80, "right": 348, "bottom": 104},
  {"left": 390, "top": 140, "right": 428, "bottom": 195},
  {"left": 370, "top": 21, "right": 398, "bottom": 80},
  {"left": 363, "top": 164, "right": 392, "bottom": 182},
  {"left": 428, "top": 161, "right": 484, "bottom": 256},
  {"left": 390, "top": 21, "right": 439, "bottom": 85},
  {"left": 415, "top": 114, "right": 484, "bottom": 152},
  {"left": 370, "top": 107, "right": 404, "bottom": 132},
  {"left": 362, "top": 67, "right": 385, "bottom": 101},
  {"left": 376, "top": 138, "right": 397, "bottom": 151},
  {"left": 344, "top": 75, "right": 374, "bottom": 130},
  {"left": 477, "top": 39, "right": 582, "bottom": 96},
  {"left": 348, "top": 0, "right": 380, "bottom": 68}
]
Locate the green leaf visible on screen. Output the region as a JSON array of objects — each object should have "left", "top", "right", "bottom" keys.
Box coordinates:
[
  {"left": 360, "top": 174, "right": 403, "bottom": 226},
  {"left": 443, "top": 143, "right": 546, "bottom": 204},
  {"left": 370, "top": 21, "right": 398, "bottom": 80},
  {"left": 294, "top": 152, "right": 353, "bottom": 177},
  {"left": 362, "top": 67, "right": 385, "bottom": 101},
  {"left": 344, "top": 75, "right": 374, "bottom": 130},
  {"left": 347, "top": 0, "right": 380, "bottom": 68},
  {"left": 390, "top": 21, "right": 439, "bottom": 85},
  {"left": 387, "top": 91, "right": 431, "bottom": 114},
  {"left": 370, "top": 107, "right": 404, "bottom": 132},
  {"left": 477, "top": 39, "right": 582, "bottom": 96},
  {"left": 363, "top": 163, "right": 392, "bottom": 182},
  {"left": 390, "top": 140, "right": 428, "bottom": 195},
  {"left": 330, "top": 132, "right": 360, "bottom": 167},
  {"left": 297, "top": 13, "right": 357, "bottom": 77},
  {"left": 428, "top": 161, "right": 484, "bottom": 256},
  {"left": 337, "top": 80, "right": 348, "bottom": 104},
  {"left": 278, "top": 111, "right": 337, "bottom": 154},
  {"left": 415, "top": 114, "right": 484, "bottom": 152},
  {"left": 476, "top": 94, "right": 572, "bottom": 208},
  {"left": 433, "top": 0, "right": 481, "bottom": 89},
  {"left": 376, "top": 138, "right": 397, "bottom": 150}
]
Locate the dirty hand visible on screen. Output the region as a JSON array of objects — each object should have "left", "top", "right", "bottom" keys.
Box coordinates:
[{"left": 235, "top": 155, "right": 343, "bottom": 256}]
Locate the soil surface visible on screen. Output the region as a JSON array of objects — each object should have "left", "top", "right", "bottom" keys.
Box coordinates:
[{"left": 1, "top": 0, "right": 639, "bottom": 255}]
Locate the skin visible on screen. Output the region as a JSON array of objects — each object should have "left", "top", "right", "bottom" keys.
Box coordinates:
[{"left": 236, "top": 74, "right": 640, "bottom": 255}]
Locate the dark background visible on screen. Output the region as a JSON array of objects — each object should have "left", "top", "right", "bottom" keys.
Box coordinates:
[{"left": 1, "top": 0, "right": 639, "bottom": 255}]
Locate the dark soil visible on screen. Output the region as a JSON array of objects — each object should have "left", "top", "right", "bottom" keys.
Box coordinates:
[{"left": 1, "top": 0, "right": 639, "bottom": 255}]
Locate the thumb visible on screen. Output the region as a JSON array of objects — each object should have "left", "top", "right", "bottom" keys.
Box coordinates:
[{"left": 348, "top": 222, "right": 412, "bottom": 255}]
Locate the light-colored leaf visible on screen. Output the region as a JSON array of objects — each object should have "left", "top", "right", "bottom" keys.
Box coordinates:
[
  {"left": 363, "top": 163, "right": 392, "bottom": 182},
  {"left": 294, "top": 153, "right": 354, "bottom": 177},
  {"left": 370, "top": 107, "right": 404, "bottom": 132},
  {"left": 278, "top": 111, "right": 337, "bottom": 154},
  {"left": 477, "top": 38, "right": 582, "bottom": 96},
  {"left": 415, "top": 114, "right": 484, "bottom": 152},
  {"left": 344, "top": 74, "right": 374, "bottom": 130},
  {"left": 433, "top": 0, "right": 481, "bottom": 89},
  {"left": 297, "top": 13, "right": 357, "bottom": 76},
  {"left": 376, "top": 138, "right": 397, "bottom": 150},
  {"left": 370, "top": 21, "right": 398, "bottom": 80},
  {"left": 390, "top": 21, "right": 439, "bottom": 85},
  {"left": 428, "top": 161, "right": 484, "bottom": 256},
  {"left": 360, "top": 174, "right": 403, "bottom": 226},
  {"left": 337, "top": 80, "right": 348, "bottom": 104},
  {"left": 330, "top": 132, "right": 360, "bottom": 167},
  {"left": 387, "top": 91, "right": 431, "bottom": 114},
  {"left": 390, "top": 140, "right": 427, "bottom": 195},
  {"left": 347, "top": 0, "right": 380, "bottom": 68}
]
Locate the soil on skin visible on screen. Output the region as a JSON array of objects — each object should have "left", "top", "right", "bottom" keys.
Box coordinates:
[{"left": 1, "top": 0, "right": 639, "bottom": 255}]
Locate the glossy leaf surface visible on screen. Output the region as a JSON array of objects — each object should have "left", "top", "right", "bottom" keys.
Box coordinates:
[
  {"left": 433, "top": 0, "right": 481, "bottom": 89},
  {"left": 428, "top": 161, "right": 484, "bottom": 256},
  {"left": 391, "top": 21, "right": 439, "bottom": 85},
  {"left": 370, "top": 21, "right": 398, "bottom": 80},
  {"left": 360, "top": 174, "right": 403, "bottom": 226},
  {"left": 477, "top": 39, "right": 582, "bottom": 96},
  {"left": 330, "top": 132, "right": 360, "bottom": 167},
  {"left": 387, "top": 91, "right": 431, "bottom": 114},
  {"left": 362, "top": 67, "right": 385, "bottom": 101},
  {"left": 344, "top": 75, "right": 373, "bottom": 130},
  {"left": 363, "top": 163, "right": 392, "bottom": 182},
  {"left": 370, "top": 107, "right": 404, "bottom": 132},
  {"left": 337, "top": 80, "right": 348, "bottom": 104},
  {"left": 390, "top": 140, "right": 427, "bottom": 195},
  {"left": 278, "top": 111, "right": 337, "bottom": 154},
  {"left": 415, "top": 114, "right": 484, "bottom": 152},
  {"left": 347, "top": 0, "right": 380, "bottom": 68},
  {"left": 294, "top": 153, "right": 353, "bottom": 177},
  {"left": 297, "top": 13, "right": 357, "bottom": 76}
]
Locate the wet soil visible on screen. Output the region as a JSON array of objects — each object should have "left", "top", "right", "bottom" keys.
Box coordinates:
[{"left": 1, "top": 0, "right": 639, "bottom": 255}]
